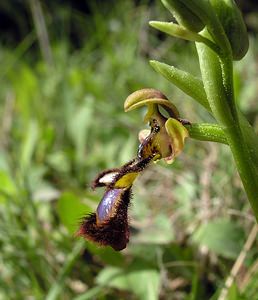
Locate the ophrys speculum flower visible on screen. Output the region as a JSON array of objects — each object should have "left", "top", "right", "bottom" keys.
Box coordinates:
[
  {"left": 125, "top": 88, "right": 189, "bottom": 163},
  {"left": 77, "top": 89, "right": 189, "bottom": 250}
]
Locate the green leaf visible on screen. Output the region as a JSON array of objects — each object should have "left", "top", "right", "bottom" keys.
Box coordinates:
[
  {"left": 86, "top": 243, "right": 125, "bottom": 266},
  {"left": 0, "top": 171, "right": 16, "bottom": 196},
  {"left": 46, "top": 241, "right": 85, "bottom": 300},
  {"left": 150, "top": 60, "right": 210, "bottom": 111},
  {"left": 241, "top": 265, "right": 258, "bottom": 300},
  {"left": 0, "top": 170, "right": 17, "bottom": 203},
  {"left": 47, "top": 151, "right": 71, "bottom": 173},
  {"left": 20, "top": 120, "right": 39, "bottom": 171},
  {"left": 192, "top": 218, "right": 245, "bottom": 259},
  {"left": 226, "top": 283, "right": 241, "bottom": 300},
  {"left": 68, "top": 96, "right": 94, "bottom": 165},
  {"left": 96, "top": 267, "right": 160, "bottom": 300},
  {"left": 149, "top": 21, "right": 220, "bottom": 53},
  {"left": 57, "top": 192, "right": 91, "bottom": 233},
  {"left": 132, "top": 213, "right": 175, "bottom": 245},
  {"left": 149, "top": 21, "right": 205, "bottom": 42},
  {"left": 73, "top": 286, "right": 103, "bottom": 300},
  {"left": 23, "top": 165, "right": 48, "bottom": 196}
]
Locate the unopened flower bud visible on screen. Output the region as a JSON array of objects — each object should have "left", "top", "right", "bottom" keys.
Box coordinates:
[
  {"left": 210, "top": 0, "right": 249, "bottom": 60},
  {"left": 161, "top": 0, "right": 205, "bottom": 33}
]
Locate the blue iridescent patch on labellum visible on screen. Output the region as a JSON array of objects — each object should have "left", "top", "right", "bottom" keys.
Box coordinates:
[{"left": 96, "top": 188, "right": 123, "bottom": 224}]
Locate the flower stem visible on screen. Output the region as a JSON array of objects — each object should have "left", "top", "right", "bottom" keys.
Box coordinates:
[
  {"left": 186, "top": 123, "right": 228, "bottom": 144},
  {"left": 196, "top": 41, "right": 258, "bottom": 220}
]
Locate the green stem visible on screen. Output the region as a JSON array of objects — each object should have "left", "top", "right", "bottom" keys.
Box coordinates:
[
  {"left": 186, "top": 123, "right": 228, "bottom": 144},
  {"left": 196, "top": 42, "right": 258, "bottom": 220},
  {"left": 219, "top": 55, "right": 239, "bottom": 121}
]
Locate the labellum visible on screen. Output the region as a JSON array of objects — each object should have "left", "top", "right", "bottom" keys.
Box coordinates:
[
  {"left": 76, "top": 155, "right": 155, "bottom": 251},
  {"left": 77, "top": 187, "right": 131, "bottom": 251}
]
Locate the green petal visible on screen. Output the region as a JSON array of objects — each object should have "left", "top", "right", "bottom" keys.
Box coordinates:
[{"left": 165, "top": 118, "right": 189, "bottom": 158}]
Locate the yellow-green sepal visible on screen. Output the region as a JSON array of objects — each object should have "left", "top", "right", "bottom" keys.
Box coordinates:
[{"left": 165, "top": 118, "right": 189, "bottom": 161}]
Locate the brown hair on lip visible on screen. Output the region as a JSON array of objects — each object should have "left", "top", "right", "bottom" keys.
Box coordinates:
[
  {"left": 76, "top": 188, "right": 132, "bottom": 251},
  {"left": 78, "top": 154, "right": 156, "bottom": 250}
]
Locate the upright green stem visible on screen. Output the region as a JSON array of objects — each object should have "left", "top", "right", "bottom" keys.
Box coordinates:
[{"left": 196, "top": 42, "right": 258, "bottom": 220}]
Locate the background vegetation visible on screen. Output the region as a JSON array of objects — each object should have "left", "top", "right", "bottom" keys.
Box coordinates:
[{"left": 0, "top": 1, "right": 257, "bottom": 299}]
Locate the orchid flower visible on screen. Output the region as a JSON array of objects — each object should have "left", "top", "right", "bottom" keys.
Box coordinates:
[
  {"left": 125, "top": 88, "right": 189, "bottom": 164},
  {"left": 77, "top": 88, "right": 189, "bottom": 250}
]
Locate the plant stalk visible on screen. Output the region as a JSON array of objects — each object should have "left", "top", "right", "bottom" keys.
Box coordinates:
[
  {"left": 186, "top": 123, "right": 228, "bottom": 144},
  {"left": 196, "top": 42, "right": 258, "bottom": 220}
]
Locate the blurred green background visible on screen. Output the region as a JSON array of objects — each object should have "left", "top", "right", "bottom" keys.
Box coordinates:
[{"left": 0, "top": 1, "right": 258, "bottom": 299}]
